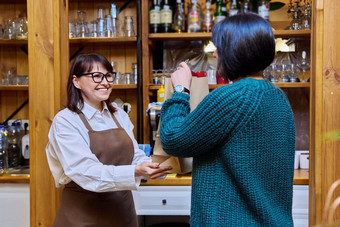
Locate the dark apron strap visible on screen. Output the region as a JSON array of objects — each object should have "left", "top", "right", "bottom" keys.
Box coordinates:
[{"left": 79, "top": 112, "right": 93, "bottom": 131}]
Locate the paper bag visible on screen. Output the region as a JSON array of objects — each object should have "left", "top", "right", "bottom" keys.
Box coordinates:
[{"left": 152, "top": 76, "right": 209, "bottom": 174}]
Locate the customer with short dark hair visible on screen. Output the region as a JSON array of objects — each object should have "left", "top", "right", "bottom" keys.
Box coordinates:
[
  {"left": 160, "top": 13, "right": 295, "bottom": 226},
  {"left": 46, "top": 53, "right": 171, "bottom": 226}
]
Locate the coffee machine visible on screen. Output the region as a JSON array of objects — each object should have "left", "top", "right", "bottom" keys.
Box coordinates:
[{"left": 148, "top": 105, "right": 162, "bottom": 149}]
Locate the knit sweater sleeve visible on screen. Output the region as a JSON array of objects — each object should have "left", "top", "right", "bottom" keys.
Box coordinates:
[{"left": 160, "top": 81, "right": 263, "bottom": 157}]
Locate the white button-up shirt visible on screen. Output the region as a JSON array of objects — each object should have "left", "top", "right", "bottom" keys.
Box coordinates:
[{"left": 46, "top": 102, "right": 151, "bottom": 192}]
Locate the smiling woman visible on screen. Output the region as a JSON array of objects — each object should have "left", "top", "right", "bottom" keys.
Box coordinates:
[{"left": 45, "top": 53, "right": 172, "bottom": 226}]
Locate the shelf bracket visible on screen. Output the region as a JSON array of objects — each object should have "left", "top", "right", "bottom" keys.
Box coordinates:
[
  {"left": 117, "top": 0, "right": 134, "bottom": 15},
  {"left": 69, "top": 46, "right": 85, "bottom": 62},
  {"left": 20, "top": 46, "right": 28, "bottom": 55},
  {"left": 3, "top": 99, "right": 29, "bottom": 124}
]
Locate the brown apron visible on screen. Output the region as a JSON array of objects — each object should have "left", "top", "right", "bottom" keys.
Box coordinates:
[{"left": 54, "top": 112, "right": 137, "bottom": 227}]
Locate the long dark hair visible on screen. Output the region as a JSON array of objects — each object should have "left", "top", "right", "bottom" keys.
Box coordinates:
[
  {"left": 212, "top": 13, "right": 275, "bottom": 81},
  {"left": 67, "top": 53, "right": 116, "bottom": 114}
]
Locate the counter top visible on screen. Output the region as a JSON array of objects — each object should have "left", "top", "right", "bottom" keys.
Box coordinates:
[
  {"left": 0, "top": 173, "right": 30, "bottom": 184},
  {"left": 0, "top": 169, "right": 309, "bottom": 185},
  {"left": 141, "top": 169, "right": 309, "bottom": 186}
]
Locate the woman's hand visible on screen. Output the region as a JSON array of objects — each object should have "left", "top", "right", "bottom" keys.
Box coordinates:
[
  {"left": 171, "top": 61, "right": 192, "bottom": 90},
  {"left": 135, "top": 161, "right": 172, "bottom": 179}
]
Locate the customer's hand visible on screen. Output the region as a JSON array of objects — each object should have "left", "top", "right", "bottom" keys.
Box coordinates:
[
  {"left": 171, "top": 61, "right": 192, "bottom": 90},
  {"left": 135, "top": 161, "right": 172, "bottom": 179}
]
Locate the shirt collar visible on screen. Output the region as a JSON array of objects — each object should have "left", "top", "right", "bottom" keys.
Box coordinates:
[{"left": 81, "top": 102, "right": 109, "bottom": 120}]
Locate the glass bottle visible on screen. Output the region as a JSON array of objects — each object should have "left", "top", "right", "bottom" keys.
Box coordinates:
[
  {"left": 150, "top": 0, "right": 161, "bottom": 33},
  {"left": 301, "top": 4, "right": 311, "bottom": 30},
  {"left": 229, "top": 0, "right": 239, "bottom": 17},
  {"left": 7, "top": 122, "right": 21, "bottom": 168},
  {"left": 203, "top": 0, "right": 214, "bottom": 32},
  {"left": 290, "top": 7, "right": 301, "bottom": 30},
  {"left": 96, "top": 7, "right": 106, "bottom": 37},
  {"left": 0, "top": 124, "right": 8, "bottom": 175},
  {"left": 215, "top": 0, "right": 226, "bottom": 24},
  {"left": 187, "top": 0, "right": 202, "bottom": 33},
  {"left": 241, "top": 0, "right": 253, "bottom": 13},
  {"left": 160, "top": 0, "right": 172, "bottom": 32},
  {"left": 172, "top": 0, "right": 186, "bottom": 32},
  {"left": 110, "top": 3, "right": 119, "bottom": 36},
  {"left": 258, "top": 0, "right": 269, "bottom": 21}
]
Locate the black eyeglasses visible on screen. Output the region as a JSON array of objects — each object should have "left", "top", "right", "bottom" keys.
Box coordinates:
[{"left": 80, "top": 72, "right": 116, "bottom": 83}]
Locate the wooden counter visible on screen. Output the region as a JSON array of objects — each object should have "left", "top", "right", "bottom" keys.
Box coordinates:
[
  {"left": 141, "top": 169, "right": 309, "bottom": 186},
  {"left": 0, "top": 173, "right": 30, "bottom": 184},
  {"left": 0, "top": 169, "right": 308, "bottom": 186}
]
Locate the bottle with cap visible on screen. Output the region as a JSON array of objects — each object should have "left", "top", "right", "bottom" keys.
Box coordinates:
[
  {"left": 0, "top": 124, "right": 8, "bottom": 175},
  {"left": 157, "top": 84, "right": 165, "bottom": 103},
  {"left": 7, "top": 122, "right": 21, "bottom": 168}
]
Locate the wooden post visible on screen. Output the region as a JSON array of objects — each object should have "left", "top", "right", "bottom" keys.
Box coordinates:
[
  {"left": 28, "top": 0, "right": 68, "bottom": 225},
  {"left": 310, "top": 0, "right": 340, "bottom": 225}
]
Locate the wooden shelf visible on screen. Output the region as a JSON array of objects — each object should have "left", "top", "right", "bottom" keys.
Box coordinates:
[
  {"left": 69, "top": 37, "right": 137, "bottom": 44},
  {"left": 112, "top": 84, "right": 137, "bottom": 89},
  {"left": 0, "top": 39, "right": 27, "bottom": 45},
  {"left": 0, "top": 174, "right": 29, "bottom": 184},
  {"left": 149, "top": 32, "right": 211, "bottom": 40},
  {"left": 148, "top": 30, "right": 310, "bottom": 40},
  {"left": 141, "top": 169, "right": 309, "bottom": 186},
  {"left": 0, "top": 84, "right": 136, "bottom": 91},
  {"left": 0, "top": 85, "right": 28, "bottom": 91},
  {"left": 149, "top": 82, "right": 310, "bottom": 91},
  {"left": 273, "top": 29, "right": 311, "bottom": 38},
  {"left": 0, "top": 0, "right": 26, "bottom": 3}
]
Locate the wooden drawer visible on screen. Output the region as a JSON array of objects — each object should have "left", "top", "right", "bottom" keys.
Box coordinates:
[{"left": 132, "top": 186, "right": 191, "bottom": 215}]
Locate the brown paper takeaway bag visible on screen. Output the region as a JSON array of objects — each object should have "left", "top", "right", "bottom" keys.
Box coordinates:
[{"left": 152, "top": 77, "right": 209, "bottom": 174}]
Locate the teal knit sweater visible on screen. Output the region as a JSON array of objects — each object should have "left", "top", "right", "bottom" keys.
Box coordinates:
[{"left": 160, "top": 78, "right": 295, "bottom": 227}]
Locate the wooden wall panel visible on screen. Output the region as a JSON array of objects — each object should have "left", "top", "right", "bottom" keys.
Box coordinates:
[
  {"left": 28, "top": 0, "right": 68, "bottom": 226},
  {"left": 310, "top": 0, "right": 340, "bottom": 225}
]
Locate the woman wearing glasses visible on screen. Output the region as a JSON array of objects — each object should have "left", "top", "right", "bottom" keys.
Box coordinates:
[{"left": 46, "top": 53, "right": 171, "bottom": 227}]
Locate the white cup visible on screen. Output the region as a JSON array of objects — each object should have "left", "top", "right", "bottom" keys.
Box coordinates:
[{"left": 300, "top": 153, "right": 309, "bottom": 169}]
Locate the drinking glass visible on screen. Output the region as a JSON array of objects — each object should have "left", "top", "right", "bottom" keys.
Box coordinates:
[
  {"left": 297, "top": 50, "right": 310, "bottom": 82},
  {"left": 270, "top": 64, "right": 281, "bottom": 83},
  {"left": 123, "top": 16, "right": 135, "bottom": 37},
  {"left": 114, "top": 72, "right": 121, "bottom": 84},
  {"left": 76, "top": 10, "right": 88, "bottom": 38},
  {"left": 262, "top": 65, "right": 272, "bottom": 81},
  {"left": 132, "top": 63, "right": 138, "bottom": 84},
  {"left": 289, "top": 64, "right": 300, "bottom": 83},
  {"left": 96, "top": 6, "right": 106, "bottom": 37},
  {"left": 281, "top": 58, "right": 292, "bottom": 83},
  {"left": 69, "top": 22, "right": 76, "bottom": 38},
  {"left": 105, "top": 15, "right": 113, "bottom": 37},
  {"left": 89, "top": 21, "right": 98, "bottom": 37},
  {"left": 152, "top": 69, "right": 160, "bottom": 85},
  {"left": 125, "top": 73, "right": 133, "bottom": 84}
]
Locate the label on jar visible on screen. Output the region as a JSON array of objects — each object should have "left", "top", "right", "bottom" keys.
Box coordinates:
[
  {"left": 258, "top": 4, "right": 269, "bottom": 20},
  {"left": 161, "top": 6, "right": 172, "bottom": 24},
  {"left": 150, "top": 7, "right": 161, "bottom": 24},
  {"left": 188, "top": 10, "right": 200, "bottom": 31}
]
